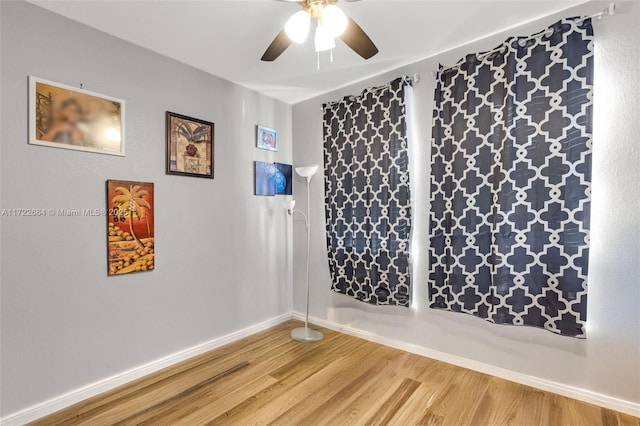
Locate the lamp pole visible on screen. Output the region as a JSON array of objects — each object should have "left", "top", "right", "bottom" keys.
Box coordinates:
[
  {"left": 286, "top": 165, "right": 323, "bottom": 343},
  {"left": 303, "top": 172, "right": 311, "bottom": 329}
]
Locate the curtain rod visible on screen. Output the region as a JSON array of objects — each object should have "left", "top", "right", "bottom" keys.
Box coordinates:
[
  {"left": 433, "top": 3, "right": 615, "bottom": 77},
  {"left": 364, "top": 76, "right": 415, "bottom": 94},
  {"left": 589, "top": 2, "right": 616, "bottom": 20},
  {"left": 322, "top": 76, "right": 414, "bottom": 108}
]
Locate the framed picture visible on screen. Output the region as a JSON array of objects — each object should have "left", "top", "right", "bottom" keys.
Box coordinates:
[
  {"left": 256, "top": 125, "right": 278, "bottom": 152},
  {"left": 166, "top": 112, "right": 214, "bottom": 179},
  {"left": 254, "top": 162, "right": 293, "bottom": 196},
  {"left": 106, "top": 180, "right": 154, "bottom": 276},
  {"left": 29, "top": 76, "right": 125, "bottom": 156}
]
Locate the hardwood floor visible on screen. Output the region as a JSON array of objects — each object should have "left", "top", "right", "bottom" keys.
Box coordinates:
[{"left": 32, "top": 320, "right": 639, "bottom": 426}]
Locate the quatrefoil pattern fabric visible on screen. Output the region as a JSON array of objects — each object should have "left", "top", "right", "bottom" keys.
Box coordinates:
[
  {"left": 429, "top": 18, "right": 593, "bottom": 337},
  {"left": 323, "top": 78, "right": 412, "bottom": 306}
]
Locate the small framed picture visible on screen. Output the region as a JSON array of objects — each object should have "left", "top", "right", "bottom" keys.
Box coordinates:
[
  {"left": 166, "top": 112, "right": 214, "bottom": 179},
  {"left": 29, "top": 76, "right": 125, "bottom": 156},
  {"left": 257, "top": 125, "right": 278, "bottom": 152}
]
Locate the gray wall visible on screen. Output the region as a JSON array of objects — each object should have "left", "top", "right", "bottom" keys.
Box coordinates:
[
  {"left": 292, "top": 1, "right": 640, "bottom": 404},
  {"left": 0, "top": 0, "right": 292, "bottom": 416}
]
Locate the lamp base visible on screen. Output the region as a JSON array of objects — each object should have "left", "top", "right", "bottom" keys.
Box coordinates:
[{"left": 291, "top": 326, "right": 323, "bottom": 343}]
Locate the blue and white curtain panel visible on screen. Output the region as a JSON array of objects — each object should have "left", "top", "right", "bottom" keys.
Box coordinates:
[
  {"left": 429, "top": 18, "right": 594, "bottom": 337},
  {"left": 324, "top": 77, "right": 413, "bottom": 306}
]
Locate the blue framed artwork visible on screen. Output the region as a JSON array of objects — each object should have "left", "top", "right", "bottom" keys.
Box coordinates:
[
  {"left": 254, "top": 161, "right": 292, "bottom": 196},
  {"left": 255, "top": 161, "right": 276, "bottom": 196},
  {"left": 274, "top": 163, "right": 292, "bottom": 195},
  {"left": 256, "top": 125, "right": 278, "bottom": 152}
]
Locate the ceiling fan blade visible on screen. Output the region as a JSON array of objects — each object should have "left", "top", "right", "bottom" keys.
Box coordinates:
[
  {"left": 339, "top": 17, "right": 378, "bottom": 60},
  {"left": 261, "top": 30, "right": 293, "bottom": 62}
]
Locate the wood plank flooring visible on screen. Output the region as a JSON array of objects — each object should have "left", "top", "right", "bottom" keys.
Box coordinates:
[{"left": 31, "top": 320, "right": 639, "bottom": 426}]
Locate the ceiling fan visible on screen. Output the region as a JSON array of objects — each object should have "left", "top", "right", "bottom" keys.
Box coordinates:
[{"left": 261, "top": 0, "right": 379, "bottom": 62}]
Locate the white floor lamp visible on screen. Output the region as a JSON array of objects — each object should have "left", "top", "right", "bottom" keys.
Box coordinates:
[{"left": 283, "top": 165, "right": 323, "bottom": 343}]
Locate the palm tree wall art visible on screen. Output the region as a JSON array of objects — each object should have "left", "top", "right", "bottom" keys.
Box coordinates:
[{"left": 106, "top": 180, "right": 154, "bottom": 275}]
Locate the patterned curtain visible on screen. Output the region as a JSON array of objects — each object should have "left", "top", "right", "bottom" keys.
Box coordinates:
[
  {"left": 323, "top": 77, "right": 412, "bottom": 307},
  {"left": 429, "top": 18, "right": 594, "bottom": 337}
]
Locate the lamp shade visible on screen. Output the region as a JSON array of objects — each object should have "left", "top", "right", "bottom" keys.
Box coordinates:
[
  {"left": 285, "top": 10, "right": 311, "bottom": 44},
  {"left": 321, "top": 5, "right": 348, "bottom": 37},
  {"left": 314, "top": 25, "right": 336, "bottom": 52},
  {"left": 295, "top": 165, "right": 319, "bottom": 178}
]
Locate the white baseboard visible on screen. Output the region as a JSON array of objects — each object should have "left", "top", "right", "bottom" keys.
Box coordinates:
[
  {"left": 292, "top": 311, "right": 640, "bottom": 418},
  {"left": 0, "top": 313, "right": 291, "bottom": 426}
]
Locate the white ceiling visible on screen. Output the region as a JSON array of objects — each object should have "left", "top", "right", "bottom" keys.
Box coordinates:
[{"left": 28, "top": 0, "right": 589, "bottom": 104}]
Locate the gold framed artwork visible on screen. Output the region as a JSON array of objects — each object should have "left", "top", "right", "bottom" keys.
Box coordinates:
[
  {"left": 29, "top": 76, "right": 125, "bottom": 156},
  {"left": 106, "top": 180, "right": 154, "bottom": 276},
  {"left": 166, "top": 112, "right": 214, "bottom": 179}
]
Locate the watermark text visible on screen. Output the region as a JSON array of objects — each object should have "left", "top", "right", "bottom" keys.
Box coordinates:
[{"left": 1, "top": 208, "right": 111, "bottom": 217}]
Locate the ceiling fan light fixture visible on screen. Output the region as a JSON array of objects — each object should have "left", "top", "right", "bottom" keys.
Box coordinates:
[
  {"left": 314, "top": 24, "right": 336, "bottom": 53},
  {"left": 261, "top": 1, "right": 378, "bottom": 62},
  {"left": 284, "top": 10, "right": 311, "bottom": 44},
  {"left": 321, "top": 4, "right": 348, "bottom": 37}
]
